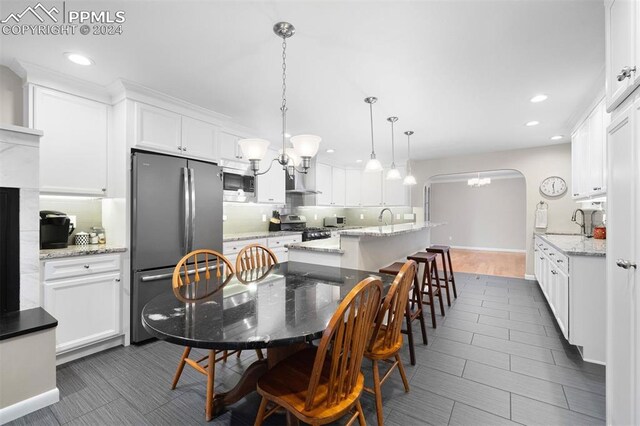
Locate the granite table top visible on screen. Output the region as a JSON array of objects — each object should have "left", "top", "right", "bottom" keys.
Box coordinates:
[
  {"left": 339, "top": 221, "right": 445, "bottom": 238},
  {"left": 286, "top": 237, "right": 344, "bottom": 254},
  {"left": 535, "top": 233, "right": 606, "bottom": 257},
  {"left": 223, "top": 231, "right": 303, "bottom": 242},
  {"left": 40, "top": 244, "right": 128, "bottom": 260},
  {"left": 141, "top": 261, "right": 394, "bottom": 350}
]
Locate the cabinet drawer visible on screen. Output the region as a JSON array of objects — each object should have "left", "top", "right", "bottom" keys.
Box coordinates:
[
  {"left": 267, "top": 235, "right": 302, "bottom": 248},
  {"left": 43, "top": 254, "right": 121, "bottom": 281},
  {"left": 223, "top": 238, "right": 268, "bottom": 255}
]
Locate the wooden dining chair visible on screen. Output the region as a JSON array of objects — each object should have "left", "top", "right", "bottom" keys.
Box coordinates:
[
  {"left": 254, "top": 277, "right": 383, "bottom": 426},
  {"left": 364, "top": 260, "right": 417, "bottom": 426},
  {"left": 170, "top": 249, "right": 237, "bottom": 395},
  {"left": 234, "top": 243, "right": 278, "bottom": 361}
]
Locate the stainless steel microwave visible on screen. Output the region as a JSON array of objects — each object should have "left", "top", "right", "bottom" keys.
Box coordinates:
[
  {"left": 222, "top": 168, "right": 256, "bottom": 202},
  {"left": 324, "top": 216, "right": 346, "bottom": 227}
]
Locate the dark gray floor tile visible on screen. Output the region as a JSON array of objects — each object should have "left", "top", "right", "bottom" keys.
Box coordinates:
[
  {"left": 49, "top": 362, "right": 121, "bottom": 424},
  {"left": 472, "top": 334, "right": 554, "bottom": 364},
  {"left": 483, "top": 287, "right": 509, "bottom": 296},
  {"left": 430, "top": 337, "right": 509, "bottom": 369},
  {"left": 482, "top": 300, "right": 541, "bottom": 315},
  {"left": 551, "top": 349, "right": 606, "bottom": 376},
  {"left": 478, "top": 315, "right": 547, "bottom": 336},
  {"left": 451, "top": 303, "right": 510, "bottom": 319},
  {"left": 509, "top": 330, "right": 567, "bottom": 351},
  {"left": 511, "top": 394, "right": 604, "bottom": 426},
  {"left": 563, "top": 386, "right": 606, "bottom": 420},
  {"left": 507, "top": 287, "right": 536, "bottom": 296},
  {"left": 459, "top": 293, "right": 511, "bottom": 304},
  {"left": 510, "top": 356, "right": 605, "bottom": 396},
  {"left": 385, "top": 380, "right": 454, "bottom": 425},
  {"left": 413, "top": 347, "right": 467, "bottom": 376},
  {"left": 410, "top": 366, "right": 510, "bottom": 418},
  {"left": 456, "top": 297, "right": 483, "bottom": 306},
  {"left": 5, "top": 407, "right": 59, "bottom": 426},
  {"left": 460, "top": 286, "right": 486, "bottom": 295},
  {"left": 509, "top": 311, "right": 556, "bottom": 327},
  {"left": 432, "top": 326, "right": 473, "bottom": 344},
  {"left": 386, "top": 408, "right": 441, "bottom": 426},
  {"left": 463, "top": 361, "right": 568, "bottom": 408},
  {"left": 66, "top": 398, "right": 152, "bottom": 426},
  {"left": 442, "top": 318, "right": 509, "bottom": 340},
  {"left": 449, "top": 402, "right": 519, "bottom": 426},
  {"left": 507, "top": 296, "right": 540, "bottom": 307},
  {"left": 444, "top": 310, "right": 479, "bottom": 323}
]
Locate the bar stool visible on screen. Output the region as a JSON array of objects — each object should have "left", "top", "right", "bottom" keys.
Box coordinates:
[
  {"left": 379, "top": 261, "right": 428, "bottom": 366},
  {"left": 426, "top": 245, "right": 458, "bottom": 306},
  {"left": 407, "top": 251, "right": 445, "bottom": 328}
]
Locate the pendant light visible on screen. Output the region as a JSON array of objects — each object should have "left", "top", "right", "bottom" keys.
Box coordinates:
[
  {"left": 403, "top": 131, "right": 417, "bottom": 185},
  {"left": 364, "top": 97, "right": 383, "bottom": 172},
  {"left": 386, "top": 117, "right": 401, "bottom": 180},
  {"left": 239, "top": 22, "right": 321, "bottom": 176}
]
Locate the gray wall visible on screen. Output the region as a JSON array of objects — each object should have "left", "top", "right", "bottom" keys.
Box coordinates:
[
  {"left": 430, "top": 177, "right": 526, "bottom": 251},
  {"left": 0, "top": 65, "right": 23, "bottom": 126}
]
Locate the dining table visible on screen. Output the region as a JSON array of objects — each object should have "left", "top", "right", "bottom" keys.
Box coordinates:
[{"left": 141, "top": 261, "right": 395, "bottom": 421}]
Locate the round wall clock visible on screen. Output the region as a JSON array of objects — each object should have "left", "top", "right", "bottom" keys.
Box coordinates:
[{"left": 540, "top": 176, "right": 567, "bottom": 197}]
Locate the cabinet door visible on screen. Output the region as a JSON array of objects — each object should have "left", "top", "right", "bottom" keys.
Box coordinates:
[
  {"left": 345, "top": 169, "right": 362, "bottom": 206},
  {"left": 181, "top": 116, "right": 219, "bottom": 160},
  {"left": 34, "top": 87, "right": 108, "bottom": 195},
  {"left": 135, "top": 102, "right": 182, "bottom": 154},
  {"left": 571, "top": 123, "right": 589, "bottom": 198},
  {"left": 605, "top": 0, "right": 636, "bottom": 110},
  {"left": 315, "top": 163, "right": 333, "bottom": 206},
  {"left": 219, "top": 131, "right": 246, "bottom": 162},
  {"left": 331, "top": 167, "right": 346, "bottom": 206},
  {"left": 256, "top": 149, "right": 285, "bottom": 204},
  {"left": 361, "top": 170, "right": 383, "bottom": 206},
  {"left": 556, "top": 269, "right": 569, "bottom": 340},
  {"left": 383, "top": 166, "right": 408, "bottom": 206},
  {"left": 606, "top": 100, "right": 639, "bottom": 425},
  {"left": 587, "top": 102, "right": 606, "bottom": 195},
  {"left": 44, "top": 272, "right": 121, "bottom": 353}
]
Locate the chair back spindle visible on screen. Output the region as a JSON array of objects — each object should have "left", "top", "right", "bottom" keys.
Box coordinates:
[
  {"left": 236, "top": 244, "right": 278, "bottom": 273},
  {"left": 172, "top": 249, "right": 234, "bottom": 301}
]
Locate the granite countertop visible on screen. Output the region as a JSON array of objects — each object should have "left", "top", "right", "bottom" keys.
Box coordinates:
[
  {"left": 223, "top": 231, "right": 303, "bottom": 242},
  {"left": 535, "top": 233, "right": 606, "bottom": 257},
  {"left": 286, "top": 237, "right": 344, "bottom": 254},
  {"left": 40, "top": 244, "right": 128, "bottom": 260},
  {"left": 339, "top": 222, "right": 445, "bottom": 238}
]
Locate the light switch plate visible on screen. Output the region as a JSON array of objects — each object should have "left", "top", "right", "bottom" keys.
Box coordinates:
[
  {"left": 314, "top": 214, "right": 318, "bottom": 220},
  {"left": 396, "top": 213, "right": 401, "bottom": 220},
  {"left": 222, "top": 215, "right": 228, "bottom": 221},
  {"left": 68, "top": 215, "right": 77, "bottom": 229},
  {"left": 360, "top": 214, "right": 364, "bottom": 220},
  {"left": 262, "top": 214, "right": 267, "bottom": 222}
]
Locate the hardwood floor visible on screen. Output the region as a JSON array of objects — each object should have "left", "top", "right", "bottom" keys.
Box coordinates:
[{"left": 443, "top": 249, "right": 526, "bottom": 278}]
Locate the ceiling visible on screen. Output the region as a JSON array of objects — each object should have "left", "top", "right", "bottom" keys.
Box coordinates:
[{"left": 0, "top": 0, "right": 605, "bottom": 167}]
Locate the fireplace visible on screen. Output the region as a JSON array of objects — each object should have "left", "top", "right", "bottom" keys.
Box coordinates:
[{"left": 0, "top": 187, "right": 20, "bottom": 314}]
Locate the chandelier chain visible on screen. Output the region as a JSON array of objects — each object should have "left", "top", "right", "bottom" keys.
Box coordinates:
[{"left": 281, "top": 37, "right": 287, "bottom": 152}]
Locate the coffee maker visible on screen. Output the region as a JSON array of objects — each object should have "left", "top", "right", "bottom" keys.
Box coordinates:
[{"left": 40, "top": 211, "right": 75, "bottom": 249}]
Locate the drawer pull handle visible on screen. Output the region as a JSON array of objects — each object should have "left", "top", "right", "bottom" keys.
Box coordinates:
[
  {"left": 543, "top": 248, "right": 548, "bottom": 251},
  {"left": 556, "top": 259, "right": 564, "bottom": 263},
  {"left": 549, "top": 253, "right": 555, "bottom": 256},
  {"left": 115, "top": 278, "right": 121, "bottom": 282},
  {"left": 551, "top": 270, "right": 558, "bottom": 275},
  {"left": 617, "top": 66, "right": 636, "bottom": 82},
  {"left": 84, "top": 265, "right": 90, "bottom": 269},
  {"left": 592, "top": 187, "right": 601, "bottom": 191},
  {"left": 616, "top": 259, "right": 637, "bottom": 270},
  {"left": 539, "top": 257, "right": 544, "bottom": 260}
]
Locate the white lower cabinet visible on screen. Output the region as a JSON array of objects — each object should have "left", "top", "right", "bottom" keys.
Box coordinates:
[{"left": 42, "top": 254, "right": 122, "bottom": 355}]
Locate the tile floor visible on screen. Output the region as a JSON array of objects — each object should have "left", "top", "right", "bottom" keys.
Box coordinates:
[{"left": 9, "top": 272, "right": 606, "bottom": 425}]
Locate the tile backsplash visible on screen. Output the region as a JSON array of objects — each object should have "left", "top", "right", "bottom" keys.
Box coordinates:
[{"left": 39, "top": 197, "right": 103, "bottom": 244}]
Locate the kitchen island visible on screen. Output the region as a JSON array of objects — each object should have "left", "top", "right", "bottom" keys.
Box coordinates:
[{"left": 287, "top": 222, "right": 444, "bottom": 270}]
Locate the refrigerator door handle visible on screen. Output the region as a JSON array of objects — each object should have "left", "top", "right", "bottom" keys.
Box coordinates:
[
  {"left": 182, "top": 167, "right": 190, "bottom": 254},
  {"left": 189, "top": 167, "right": 196, "bottom": 252}
]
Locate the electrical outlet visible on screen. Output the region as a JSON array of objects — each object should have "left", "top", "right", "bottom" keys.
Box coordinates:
[
  {"left": 396, "top": 213, "right": 400, "bottom": 220},
  {"left": 262, "top": 214, "right": 267, "bottom": 222},
  {"left": 449, "top": 236, "right": 453, "bottom": 241},
  {"left": 68, "top": 215, "right": 77, "bottom": 229},
  {"left": 314, "top": 214, "right": 318, "bottom": 220},
  {"left": 360, "top": 214, "right": 364, "bottom": 220}
]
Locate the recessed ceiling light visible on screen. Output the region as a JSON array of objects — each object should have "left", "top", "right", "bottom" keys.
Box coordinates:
[
  {"left": 550, "top": 135, "right": 564, "bottom": 140},
  {"left": 525, "top": 121, "right": 540, "bottom": 127},
  {"left": 530, "top": 94, "right": 548, "bottom": 103},
  {"left": 64, "top": 52, "right": 93, "bottom": 66},
  {"left": 355, "top": 159, "right": 363, "bottom": 163},
  {"left": 326, "top": 149, "right": 335, "bottom": 153}
]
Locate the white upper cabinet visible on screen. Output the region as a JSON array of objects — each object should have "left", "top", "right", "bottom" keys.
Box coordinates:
[
  {"left": 33, "top": 87, "right": 108, "bottom": 195},
  {"left": 331, "top": 167, "right": 346, "bottom": 207},
  {"left": 135, "top": 102, "right": 182, "bottom": 154},
  {"left": 345, "top": 169, "right": 362, "bottom": 206},
  {"left": 315, "top": 163, "right": 333, "bottom": 206},
  {"left": 361, "top": 170, "right": 383, "bottom": 206},
  {"left": 383, "top": 166, "right": 409, "bottom": 206},
  {"left": 181, "top": 116, "right": 219, "bottom": 160},
  {"left": 571, "top": 98, "right": 610, "bottom": 200},
  {"left": 219, "top": 130, "right": 249, "bottom": 163},
  {"left": 256, "top": 149, "right": 285, "bottom": 204},
  {"left": 605, "top": 0, "right": 639, "bottom": 110}
]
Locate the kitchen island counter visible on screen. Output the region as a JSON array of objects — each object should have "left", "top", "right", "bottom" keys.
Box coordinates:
[
  {"left": 339, "top": 221, "right": 445, "bottom": 237},
  {"left": 535, "top": 233, "right": 605, "bottom": 257},
  {"left": 286, "top": 237, "right": 343, "bottom": 254},
  {"left": 223, "top": 230, "right": 303, "bottom": 242},
  {"left": 40, "top": 244, "right": 127, "bottom": 260}
]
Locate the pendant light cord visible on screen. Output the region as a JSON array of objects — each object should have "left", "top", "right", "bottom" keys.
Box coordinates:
[{"left": 281, "top": 37, "right": 287, "bottom": 154}]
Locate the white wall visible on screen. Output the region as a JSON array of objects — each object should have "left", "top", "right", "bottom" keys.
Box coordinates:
[
  {"left": 0, "top": 65, "right": 23, "bottom": 126},
  {"left": 410, "top": 143, "right": 576, "bottom": 276},
  {"left": 430, "top": 176, "right": 526, "bottom": 251}
]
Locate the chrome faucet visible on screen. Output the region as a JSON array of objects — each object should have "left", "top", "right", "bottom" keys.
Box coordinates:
[
  {"left": 378, "top": 208, "right": 394, "bottom": 226},
  {"left": 571, "top": 208, "right": 586, "bottom": 235}
]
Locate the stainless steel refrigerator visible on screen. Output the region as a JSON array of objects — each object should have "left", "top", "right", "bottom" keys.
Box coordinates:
[{"left": 131, "top": 151, "right": 223, "bottom": 343}]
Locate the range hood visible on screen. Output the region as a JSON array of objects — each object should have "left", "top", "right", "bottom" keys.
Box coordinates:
[{"left": 285, "top": 158, "right": 322, "bottom": 195}]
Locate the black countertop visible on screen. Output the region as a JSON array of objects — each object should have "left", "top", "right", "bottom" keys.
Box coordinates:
[
  {"left": 0, "top": 307, "right": 58, "bottom": 341},
  {"left": 142, "top": 261, "right": 394, "bottom": 350}
]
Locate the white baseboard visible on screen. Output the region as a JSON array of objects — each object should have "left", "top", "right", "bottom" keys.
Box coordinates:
[
  {"left": 450, "top": 245, "right": 526, "bottom": 254},
  {"left": 0, "top": 388, "right": 59, "bottom": 425},
  {"left": 524, "top": 274, "right": 536, "bottom": 281},
  {"left": 56, "top": 335, "right": 124, "bottom": 365}
]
